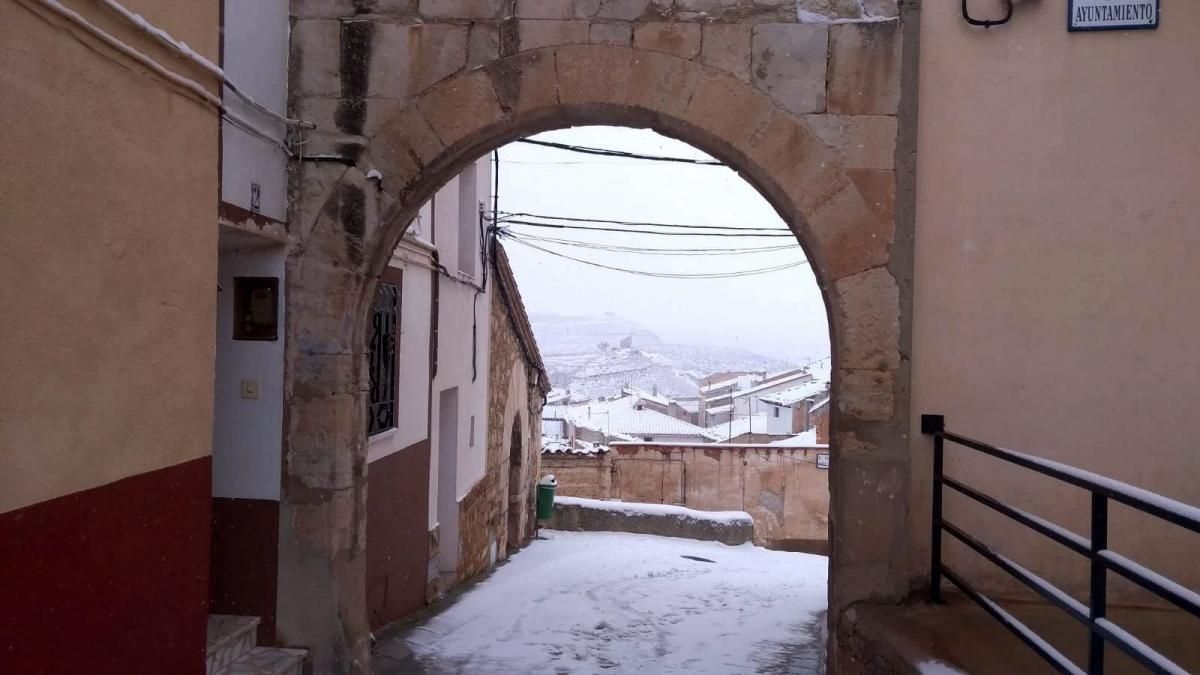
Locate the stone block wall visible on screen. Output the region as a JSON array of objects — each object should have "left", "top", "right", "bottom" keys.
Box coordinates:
[
  {"left": 455, "top": 471, "right": 501, "bottom": 581},
  {"left": 288, "top": 0, "right": 905, "bottom": 176}
]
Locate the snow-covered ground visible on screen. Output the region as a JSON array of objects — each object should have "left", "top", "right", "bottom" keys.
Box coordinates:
[{"left": 376, "top": 530, "right": 828, "bottom": 674}]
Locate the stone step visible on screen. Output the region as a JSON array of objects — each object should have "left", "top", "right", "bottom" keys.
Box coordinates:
[
  {"left": 220, "top": 646, "right": 307, "bottom": 675},
  {"left": 206, "top": 615, "right": 260, "bottom": 675}
]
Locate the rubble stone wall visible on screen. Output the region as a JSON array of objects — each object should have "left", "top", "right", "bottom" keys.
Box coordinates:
[{"left": 455, "top": 281, "right": 544, "bottom": 584}]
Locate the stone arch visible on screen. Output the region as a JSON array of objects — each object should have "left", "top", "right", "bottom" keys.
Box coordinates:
[
  {"left": 282, "top": 42, "right": 911, "bottom": 673},
  {"left": 506, "top": 411, "right": 524, "bottom": 553}
]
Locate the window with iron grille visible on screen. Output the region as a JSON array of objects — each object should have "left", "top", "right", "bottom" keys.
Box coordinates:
[{"left": 368, "top": 281, "right": 401, "bottom": 435}]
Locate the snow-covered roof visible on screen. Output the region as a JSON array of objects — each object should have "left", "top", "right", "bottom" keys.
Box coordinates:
[
  {"left": 675, "top": 398, "right": 700, "bottom": 413},
  {"left": 767, "top": 430, "right": 824, "bottom": 447},
  {"left": 704, "top": 403, "right": 733, "bottom": 416},
  {"left": 706, "top": 414, "right": 787, "bottom": 442},
  {"left": 622, "top": 387, "right": 670, "bottom": 407},
  {"left": 699, "top": 375, "right": 741, "bottom": 393},
  {"left": 544, "top": 397, "right": 720, "bottom": 441},
  {"left": 760, "top": 381, "right": 829, "bottom": 407},
  {"left": 809, "top": 397, "right": 830, "bottom": 413},
  {"left": 803, "top": 358, "right": 833, "bottom": 386},
  {"left": 731, "top": 370, "right": 813, "bottom": 400}
]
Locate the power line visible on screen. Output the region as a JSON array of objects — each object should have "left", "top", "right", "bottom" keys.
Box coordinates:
[
  {"left": 498, "top": 231, "right": 807, "bottom": 279},
  {"left": 498, "top": 220, "right": 796, "bottom": 238},
  {"left": 496, "top": 211, "right": 788, "bottom": 233},
  {"left": 502, "top": 159, "right": 677, "bottom": 167},
  {"left": 517, "top": 138, "right": 726, "bottom": 166},
  {"left": 506, "top": 231, "right": 800, "bottom": 256}
]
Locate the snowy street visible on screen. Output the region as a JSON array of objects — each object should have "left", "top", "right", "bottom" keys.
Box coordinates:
[{"left": 372, "top": 530, "right": 828, "bottom": 674}]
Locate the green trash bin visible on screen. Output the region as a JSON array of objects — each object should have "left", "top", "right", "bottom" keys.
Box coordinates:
[{"left": 536, "top": 475, "right": 557, "bottom": 520}]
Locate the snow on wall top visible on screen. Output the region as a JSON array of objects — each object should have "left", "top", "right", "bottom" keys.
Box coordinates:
[
  {"left": 554, "top": 496, "right": 753, "bottom": 527},
  {"left": 543, "top": 438, "right": 609, "bottom": 455}
]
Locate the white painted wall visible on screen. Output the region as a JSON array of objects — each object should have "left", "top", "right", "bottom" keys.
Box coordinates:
[
  {"left": 212, "top": 232, "right": 285, "bottom": 500},
  {"left": 373, "top": 156, "right": 493, "bottom": 539},
  {"left": 764, "top": 403, "right": 791, "bottom": 435},
  {"left": 367, "top": 235, "right": 434, "bottom": 464},
  {"left": 429, "top": 157, "right": 492, "bottom": 537},
  {"left": 220, "top": 0, "right": 289, "bottom": 221}
]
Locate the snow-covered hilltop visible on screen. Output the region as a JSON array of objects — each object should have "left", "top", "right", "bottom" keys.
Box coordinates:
[{"left": 530, "top": 312, "right": 793, "bottom": 399}]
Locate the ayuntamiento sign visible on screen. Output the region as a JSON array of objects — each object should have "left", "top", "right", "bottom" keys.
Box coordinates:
[{"left": 1069, "top": 0, "right": 1159, "bottom": 31}]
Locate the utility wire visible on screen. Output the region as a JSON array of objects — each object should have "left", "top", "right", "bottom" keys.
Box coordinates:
[
  {"left": 495, "top": 211, "right": 788, "bottom": 233},
  {"left": 506, "top": 231, "right": 800, "bottom": 256},
  {"left": 498, "top": 220, "right": 796, "bottom": 238},
  {"left": 517, "top": 138, "right": 726, "bottom": 166},
  {"left": 498, "top": 231, "right": 807, "bottom": 279}
]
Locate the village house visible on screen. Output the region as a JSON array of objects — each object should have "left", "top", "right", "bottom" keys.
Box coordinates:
[
  {"left": 364, "top": 154, "right": 485, "bottom": 623},
  {"left": 759, "top": 380, "right": 832, "bottom": 436},
  {"left": 364, "top": 160, "right": 550, "bottom": 624}
]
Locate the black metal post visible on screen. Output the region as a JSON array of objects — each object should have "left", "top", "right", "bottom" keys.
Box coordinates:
[
  {"left": 1089, "top": 493, "right": 1108, "bottom": 674},
  {"left": 931, "top": 432, "right": 944, "bottom": 602},
  {"left": 923, "top": 414, "right": 946, "bottom": 603}
]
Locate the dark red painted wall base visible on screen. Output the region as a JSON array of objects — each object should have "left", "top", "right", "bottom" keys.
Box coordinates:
[
  {"left": 210, "top": 497, "right": 279, "bottom": 645},
  {"left": 0, "top": 457, "right": 211, "bottom": 675},
  {"left": 366, "top": 440, "right": 431, "bottom": 630}
]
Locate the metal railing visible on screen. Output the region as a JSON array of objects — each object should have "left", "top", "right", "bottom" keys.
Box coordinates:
[{"left": 922, "top": 414, "right": 1200, "bottom": 675}]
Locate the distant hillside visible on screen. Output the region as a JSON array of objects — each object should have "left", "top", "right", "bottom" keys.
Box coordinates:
[{"left": 530, "top": 313, "right": 793, "bottom": 399}]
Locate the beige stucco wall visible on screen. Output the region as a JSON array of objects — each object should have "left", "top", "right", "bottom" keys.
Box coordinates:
[
  {"left": 0, "top": 0, "right": 219, "bottom": 513},
  {"left": 610, "top": 444, "right": 829, "bottom": 545},
  {"left": 912, "top": 3, "right": 1200, "bottom": 603}
]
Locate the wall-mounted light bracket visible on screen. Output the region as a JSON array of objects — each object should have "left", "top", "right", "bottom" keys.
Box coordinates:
[{"left": 962, "top": 0, "right": 1014, "bottom": 28}]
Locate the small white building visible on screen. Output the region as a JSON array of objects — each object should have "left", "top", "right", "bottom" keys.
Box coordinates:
[{"left": 759, "top": 381, "right": 830, "bottom": 435}]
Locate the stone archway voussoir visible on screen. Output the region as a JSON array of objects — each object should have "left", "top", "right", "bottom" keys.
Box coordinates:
[
  {"left": 553, "top": 44, "right": 638, "bottom": 110},
  {"left": 623, "top": 49, "right": 702, "bottom": 122},
  {"left": 483, "top": 49, "right": 560, "bottom": 118},
  {"left": 416, "top": 68, "right": 507, "bottom": 152},
  {"left": 681, "top": 70, "right": 777, "bottom": 155}
]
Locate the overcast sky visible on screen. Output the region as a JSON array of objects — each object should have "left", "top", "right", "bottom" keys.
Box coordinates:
[{"left": 496, "top": 126, "right": 829, "bottom": 365}]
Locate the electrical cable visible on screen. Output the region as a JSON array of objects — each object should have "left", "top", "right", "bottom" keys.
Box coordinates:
[
  {"left": 498, "top": 220, "right": 796, "bottom": 238},
  {"left": 497, "top": 231, "right": 807, "bottom": 279},
  {"left": 517, "top": 138, "right": 725, "bottom": 166},
  {"left": 504, "top": 231, "right": 799, "bottom": 256},
  {"left": 24, "top": 0, "right": 294, "bottom": 156},
  {"left": 494, "top": 211, "right": 788, "bottom": 233},
  {"left": 95, "top": 0, "right": 314, "bottom": 130}
]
